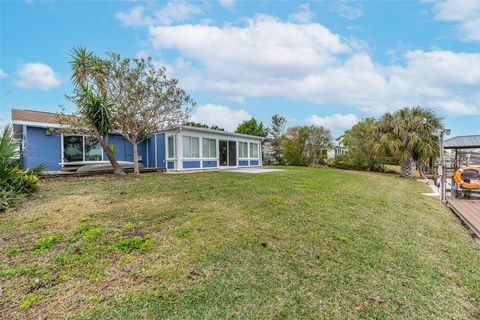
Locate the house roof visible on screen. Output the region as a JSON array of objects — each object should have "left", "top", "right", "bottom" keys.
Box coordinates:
[
  {"left": 444, "top": 135, "right": 480, "bottom": 149},
  {"left": 10, "top": 109, "right": 264, "bottom": 140},
  {"left": 164, "top": 126, "right": 265, "bottom": 140},
  {"left": 11, "top": 109, "right": 59, "bottom": 125}
]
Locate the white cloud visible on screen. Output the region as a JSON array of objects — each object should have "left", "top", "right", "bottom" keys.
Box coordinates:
[
  {"left": 219, "top": 0, "right": 235, "bottom": 9},
  {"left": 306, "top": 114, "right": 359, "bottom": 133},
  {"left": 329, "top": 1, "right": 363, "bottom": 20},
  {"left": 0, "top": 69, "right": 6, "bottom": 79},
  {"left": 430, "top": 0, "right": 480, "bottom": 41},
  {"left": 290, "top": 3, "right": 313, "bottom": 23},
  {"left": 149, "top": 14, "right": 350, "bottom": 82},
  {"left": 115, "top": 6, "right": 148, "bottom": 27},
  {"left": 191, "top": 104, "right": 251, "bottom": 131},
  {"left": 121, "top": 12, "right": 480, "bottom": 117},
  {"left": 15, "top": 63, "right": 61, "bottom": 90},
  {"left": 115, "top": 1, "right": 201, "bottom": 27}
]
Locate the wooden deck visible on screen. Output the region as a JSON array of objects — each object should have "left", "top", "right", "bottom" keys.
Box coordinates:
[{"left": 447, "top": 197, "right": 480, "bottom": 238}]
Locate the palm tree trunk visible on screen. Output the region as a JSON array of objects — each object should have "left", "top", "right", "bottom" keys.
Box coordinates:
[
  {"left": 400, "top": 156, "right": 415, "bottom": 178},
  {"left": 132, "top": 142, "right": 140, "bottom": 175},
  {"left": 93, "top": 129, "right": 125, "bottom": 175}
]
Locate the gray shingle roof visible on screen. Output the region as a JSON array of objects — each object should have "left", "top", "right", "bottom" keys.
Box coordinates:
[{"left": 444, "top": 135, "right": 480, "bottom": 149}]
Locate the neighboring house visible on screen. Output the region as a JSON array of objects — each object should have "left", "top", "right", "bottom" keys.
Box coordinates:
[
  {"left": 11, "top": 109, "right": 263, "bottom": 172},
  {"left": 327, "top": 142, "right": 347, "bottom": 159}
]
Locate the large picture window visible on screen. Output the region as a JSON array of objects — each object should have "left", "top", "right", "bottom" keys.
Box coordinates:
[
  {"left": 202, "top": 138, "right": 216, "bottom": 158},
  {"left": 63, "top": 135, "right": 102, "bottom": 162},
  {"left": 167, "top": 135, "right": 175, "bottom": 158},
  {"left": 239, "top": 142, "right": 248, "bottom": 158},
  {"left": 249, "top": 143, "right": 259, "bottom": 158},
  {"left": 183, "top": 136, "right": 199, "bottom": 158}
]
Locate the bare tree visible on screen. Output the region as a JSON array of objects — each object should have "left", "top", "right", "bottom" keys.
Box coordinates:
[{"left": 105, "top": 53, "right": 194, "bottom": 174}]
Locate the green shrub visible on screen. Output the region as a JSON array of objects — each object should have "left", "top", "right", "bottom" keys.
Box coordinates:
[
  {"left": 325, "top": 159, "right": 385, "bottom": 173},
  {"left": 1, "top": 125, "right": 42, "bottom": 211},
  {"left": 32, "top": 236, "right": 60, "bottom": 254}
]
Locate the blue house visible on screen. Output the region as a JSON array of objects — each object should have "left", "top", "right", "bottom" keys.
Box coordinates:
[{"left": 12, "top": 109, "right": 263, "bottom": 172}]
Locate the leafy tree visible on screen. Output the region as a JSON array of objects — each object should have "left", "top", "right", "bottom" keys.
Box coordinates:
[
  {"left": 376, "top": 107, "right": 442, "bottom": 178},
  {"left": 105, "top": 53, "right": 194, "bottom": 174},
  {"left": 235, "top": 118, "right": 269, "bottom": 137},
  {"left": 185, "top": 121, "right": 225, "bottom": 131},
  {"left": 341, "top": 118, "right": 384, "bottom": 171},
  {"left": 60, "top": 47, "right": 124, "bottom": 175},
  {"left": 282, "top": 126, "right": 333, "bottom": 166},
  {"left": 185, "top": 121, "right": 208, "bottom": 128},
  {"left": 270, "top": 115, "right": 287, "bottom": 164}
]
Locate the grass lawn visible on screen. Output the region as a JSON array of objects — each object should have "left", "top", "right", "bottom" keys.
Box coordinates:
[{"left": 1, "top": 167, "right": 479, "bottom": 319}]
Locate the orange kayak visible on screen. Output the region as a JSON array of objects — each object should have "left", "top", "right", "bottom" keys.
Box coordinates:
[{"left": 453, "top": 166, "right": 480, "bottom": 189}]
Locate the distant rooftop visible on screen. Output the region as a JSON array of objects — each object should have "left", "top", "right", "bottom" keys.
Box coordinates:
[
  {"left": 444, "top": 135, "right": 480, "bottom": 149},
  {"left": 12, "top": 109, "right": 58, "bottom": 124}
]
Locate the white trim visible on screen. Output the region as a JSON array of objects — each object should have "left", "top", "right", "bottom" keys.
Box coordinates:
[
  {"left": 22, "top": 125, "right": 26, "bottom": 152},
  {"left": 166, "top": 134, "right": 176, "bottom": 160},
  {"left": 12, "top": 120, "right": 62, "bottom": 128}
]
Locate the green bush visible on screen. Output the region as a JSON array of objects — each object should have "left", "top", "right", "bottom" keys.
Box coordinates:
[
  {"left": 325, "top": 159, "right": 385, "bottom": 173},
  {"left": 1, "top": 125, "right": 42, "bottom": 211}
]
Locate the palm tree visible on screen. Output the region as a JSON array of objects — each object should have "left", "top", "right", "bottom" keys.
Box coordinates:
[
  {"left": 377, "top": 107, "right": 442, "bottom": 178},
  {"left": 69, "top": 47, "right": 124, "bottom": 175}
]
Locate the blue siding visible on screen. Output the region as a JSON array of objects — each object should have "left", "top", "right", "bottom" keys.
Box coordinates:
[
  {"left": 167, "top": 161, "right": 175, "bottom": 169},
  {"left": 156, "top": 133, "right": 166, "bottom": 168},
  {"left": 24, "top": 127, "right": 61, "bottom": 171},
  {"left": 105, "top": 134, "right": 127, "bottom": 161},
  {"left": 250, "top": 160, "right": 259, "bottom": 166},
  {"left": 138, "top": 140, "right": 148, "bottom": 165},
  {"left": 202, "top": 160, "right": 217, "bottom": 168},
  {"left": 147, "top": 137, "right": 155, "bottom": 168},
  {"left": 103, "top": 134, "right": 148, "bottom": 165},
  {"left": 183, "top": 161, "right": 200, "bottom": 169},
  {"left": 239, "top": 160, "right": 248, "bottom": 166}
]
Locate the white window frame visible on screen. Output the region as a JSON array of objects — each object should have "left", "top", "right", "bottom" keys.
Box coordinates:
[
  {"left": 167, "top": 134, "right": 176, "bottom": 159},
  {"left": 202, "top": 138, "right": 217, "bottom": 159},
  {"left": 61, "top": 134, "right": 104, "bottom": 162},
  {"left": 249, "top": 142, "right": 259, "bottom": 159},
  {"left": 182, "top": 135, "right": 200, "bottom": 159},
  {"left": 238, "top": 141, "right": 249, "bottom": 159}
]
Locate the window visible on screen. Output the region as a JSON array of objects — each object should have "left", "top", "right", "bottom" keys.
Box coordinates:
[
  {"left": 249, "top": 143, "right": 259, "bottom": 158},
  {"left": 167, "top": 135, "right": 175, "bottom": 158},
  {"left": 182, "top": 136, "right": 199, "bottom": 158},
  {"left": 85, "top": 137, "right": 102, "bottom": 161},
  {"left": 239, "top": 142, "right": 248, "bottom": 158},
  {"left": 63, "top": 135, "right": 103, "bottom": 162},
  {"left": 202, "top": 138, "right": 217, "bottom": 158}
]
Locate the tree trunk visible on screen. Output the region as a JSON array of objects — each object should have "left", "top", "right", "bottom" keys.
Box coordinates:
[
  {"left": 400, "top": 156, "right": 414, "bottom": 178},
  {"left": 132, "top": 142, "right": 140, "bottom": 175},
  {"left": 418, "top": 161, "right": 427, "bottom": 179},
  {"left": 93, "top": 129, "right": 125, "bottom": 175}
]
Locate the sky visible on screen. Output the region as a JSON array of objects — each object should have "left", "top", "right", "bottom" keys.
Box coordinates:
[{"left": 1, "top": 0, "right": 479, "bottom": 137}]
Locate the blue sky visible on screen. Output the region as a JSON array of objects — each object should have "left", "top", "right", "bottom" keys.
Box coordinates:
[{"left": 1, "top": 0, "right": 479, "bottom": 137}]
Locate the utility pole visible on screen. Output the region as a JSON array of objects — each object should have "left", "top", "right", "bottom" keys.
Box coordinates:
[
  {"left": 438, "top": 128, "right": 451, "bottom": 204},
  {"left": 439, "top": 129, "right": 446, "bottom": 203}
]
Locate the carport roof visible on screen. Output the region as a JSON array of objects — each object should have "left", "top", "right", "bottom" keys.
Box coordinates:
[{"left": 444, "top": 135, "right": 480, "bottom": 149}]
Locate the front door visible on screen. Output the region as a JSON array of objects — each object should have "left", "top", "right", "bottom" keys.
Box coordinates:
[
  {"left": 219, "top": 140, "right": 228, "bottom": 166},
  {"left": 228, "top": 141, "right": 237, "bottom": 166}
]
